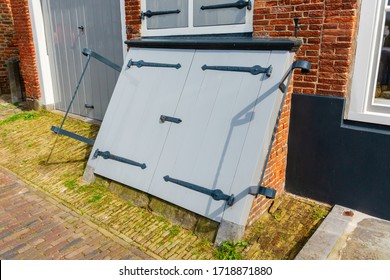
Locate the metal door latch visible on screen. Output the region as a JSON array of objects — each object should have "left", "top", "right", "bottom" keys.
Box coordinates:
[
  {"left": 160, "top": 115, "right": 182, "bottom": 124},
  {"left": 141, "top": 9, "right": 181, "bottom": 20},
  {"left": 163, "top": 175, "right": 235, "bottom": 206},
  {"left": 127, "top": 59, "right": 181, "bottom": 70},
  {"left": 202, "top": 64, "right": 272, "bottom": 76},
  {"left": 84, "top": 104, "right": 94, "bottom": 109},
  {"left": 93, "top": 149, "right": 146, "bottom": 169},
  {"left": 201, "top": 0, "right": 252, "bottom": 11}
]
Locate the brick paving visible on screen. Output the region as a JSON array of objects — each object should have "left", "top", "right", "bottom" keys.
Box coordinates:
[{"left": 0, "top": 167, "right": 152, "bottom": 260}]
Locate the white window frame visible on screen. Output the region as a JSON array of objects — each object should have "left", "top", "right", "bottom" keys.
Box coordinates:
[
  {"left": 347, "top": 0, "right": 390, "bottom": 126},
  {"left": 140, "top": 0, "right": 254, "bottom": 37}
]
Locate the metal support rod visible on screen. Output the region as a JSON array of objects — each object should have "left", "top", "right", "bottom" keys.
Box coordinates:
[
  {"left": 51, "top": 126, "right": 95, "bottom": 146},
  {"left": 163, "top": 175, "right": 235, "bottom": 206},
  {"left": 53, "top": 48, "right": 121, "bottom": 145},
  {"left": 82, "top": 48, "right": 121, "bottom": 72},
  {"left": 58, "top": 55, "right": 91, "bottom": 132},
  {"left": 252, "top": 60, "right": 311, "bottom": 198}
]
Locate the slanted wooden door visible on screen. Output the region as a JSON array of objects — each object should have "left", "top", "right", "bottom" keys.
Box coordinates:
[{"left": 41, "top": 0, "right": 123, "bottom": 120}]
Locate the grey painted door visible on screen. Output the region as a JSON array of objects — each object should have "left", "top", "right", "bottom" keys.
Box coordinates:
[
  {"left": 42, "top": 0, "right": 123, "bottom": 120},
  {"left": 87, "top": 45, "right": 295, "bottom": 225}
]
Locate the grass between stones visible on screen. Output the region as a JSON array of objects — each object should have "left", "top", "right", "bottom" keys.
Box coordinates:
[{"left": 0, "top": 105, "right": 330, "bottom": 259}]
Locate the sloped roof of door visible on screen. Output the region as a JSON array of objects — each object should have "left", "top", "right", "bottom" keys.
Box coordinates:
[{"left": 126, "top": 37, "right": 302, "bottom": 51}]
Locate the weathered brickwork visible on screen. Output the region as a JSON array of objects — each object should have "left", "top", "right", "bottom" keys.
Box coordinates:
[
  {"left": 247, "top": 0, "right": 358, "bottom": 225},
  {"left": 8, "top": 0, "right": 40, "bottom": 100},
  {"left": 0, "top": 0, "right": 18, "bottom": 95},
  {"left": 124, "top": 0, "right": 141, "bottom": 39}
]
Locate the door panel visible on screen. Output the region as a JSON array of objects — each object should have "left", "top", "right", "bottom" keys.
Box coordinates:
[
  {"left": 145, "top": 0, "right": 188, "bottom": 30},
  {"left": 193, "top": 0, "right": 247, "bottom": 27},
  {"left": 42, "top": 0, "right": 123, "bottom": 120}
]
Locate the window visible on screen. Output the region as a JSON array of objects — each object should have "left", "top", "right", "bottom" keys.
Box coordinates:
[
  {"left": 140, "top": 0, "right": 254, "bottom": 37},
  {"left": 348, "top": 0, "right": 390, "bottom": 126}
]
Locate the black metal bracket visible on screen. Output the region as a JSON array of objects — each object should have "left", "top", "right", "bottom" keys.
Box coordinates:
[
  {"left": 163, "top": 175, "right": 235, "bottom": 206},
  {"left": 248, "top": 186, "right": 276, "bottom": 199},
  {"left": 51, "top": 126, "right": 95, "bottom": 146},
  {"left": 93, "top": 149, "right": 146, "bottom": 169},
  {"left": 279, "top": 60, "right": 311, "bottom": 92},
  {"left": 127, "top": 59, "right": 181, "bottom": 70},
  {"left": 294, "top": 18, "right": 301, "bottom": 38},
  {"left": 160, "top": 115, "right": 182, "bottom": 124},
  {"left": 82, "top": 48, "right": 121, "bottom": 72},
  {"left": 141, "top": 9, "right": 181, "bottom": 20},
  {"left": 201, "top": 0, "right": 252, "bottom": 11},
  {"left": 202, "top": 64, "right": 272, "bottom": 76}
]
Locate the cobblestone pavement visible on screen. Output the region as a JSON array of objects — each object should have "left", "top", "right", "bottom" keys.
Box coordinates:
[{"left": 0, "top": 167, "right": 152, "bottom": 260}]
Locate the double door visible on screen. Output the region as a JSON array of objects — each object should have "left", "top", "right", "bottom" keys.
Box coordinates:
[{"left": 89, "top": 46, "right": 292, "bottom": 224}]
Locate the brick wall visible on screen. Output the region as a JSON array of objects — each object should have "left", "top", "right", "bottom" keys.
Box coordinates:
[
  {"left": 0, "top": 0, "right": 18, "bottom": 95},
  {"left": 9, "top": 0, "right": 40, "bottom": 100},
  {"left": 247, "top": 0, "right": 358, "bottom": 225},
  {"left": 124, "top": 0, "right": 141, "bottom": 39}
]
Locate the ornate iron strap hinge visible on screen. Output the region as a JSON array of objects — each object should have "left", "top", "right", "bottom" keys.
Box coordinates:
[
  {"left": 201, "top": 0, "right": 252, "bottom": 11},
  {"left": 163, "top": 175, "right": 235, "bottom": 206},
  {"left": 93, "top": 149, "right": 146, "bottom": 169},
  {"left": 202, "top": 64, "right": 272, "bottom": 76},
  {"left": 127, "top": 59, "right": 181, "bottom": 70},
  {"left": 140, "top": 9, "right": 180, "bottom": 20}
]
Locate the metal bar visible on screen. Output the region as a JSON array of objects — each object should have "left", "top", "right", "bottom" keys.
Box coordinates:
[
  {"left": 93, "top": 149, "right": 146, "bottom": 169},
  {"left": 201, "top": 0, "right": 251, "bottom": 10},
  {"left": 160, "top": 115, "right": 182, "bottom": 124},
  {"left": 82, "top": 48, "right": 121, "bottom": 72},
  {"left": 51, "top": 126, "right": 95, "bottom": 146},
  {"left": 250, "top": 60, "right": 311, "bottom": 198},
  {"left": 141, "top": 9, "right": 180, "bottom": 20},
  {"left": 163, "top": 175, "right": 235, "bottom": 206},
  {"left": 58, "top": 55, "right": 91, "bottom": 132},
  {"left": 201, "top": 64, "right": 272, "bottom": 76},
  {"left": 127, "top": 59, "right": 181, "bottom": 70}
]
